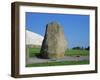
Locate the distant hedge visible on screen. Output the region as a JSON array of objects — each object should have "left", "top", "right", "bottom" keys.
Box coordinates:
[{"left": 72, "top": 46, "right": 89, "bottom": 50}]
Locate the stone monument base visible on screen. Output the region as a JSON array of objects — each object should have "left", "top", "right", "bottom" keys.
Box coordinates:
[{"left": 48, "top": 53, "right": 64, "bottom": 59}]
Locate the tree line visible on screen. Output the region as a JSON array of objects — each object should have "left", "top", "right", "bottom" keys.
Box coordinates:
[{"left": 72, "top": 46, "right": 89, "bottom": 50}]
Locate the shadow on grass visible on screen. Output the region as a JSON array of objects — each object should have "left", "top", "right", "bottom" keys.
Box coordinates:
[{"left": 35, "top": 53, "right": 50, "bottom": 59}]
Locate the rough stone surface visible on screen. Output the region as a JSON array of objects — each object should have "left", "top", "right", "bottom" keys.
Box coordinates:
[{"left": 40, "top": 22, "right": 67, "bottom": 59}]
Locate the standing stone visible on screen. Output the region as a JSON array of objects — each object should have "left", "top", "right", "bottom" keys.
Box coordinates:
[{"left": 40, "top": 22, "right": 67, "bottom": 59}]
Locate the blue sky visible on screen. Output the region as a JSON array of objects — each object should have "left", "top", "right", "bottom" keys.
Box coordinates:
[{"left": 26, "top": 12, "right": 89, "bottom": 48}]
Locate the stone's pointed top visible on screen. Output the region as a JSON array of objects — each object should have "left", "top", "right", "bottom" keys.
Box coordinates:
[
  {"left": 49, "top": 21, "right": 59, "bottom": 24},
  {"left": 47, "top": 22, "right": 61, "bottom": 27}
]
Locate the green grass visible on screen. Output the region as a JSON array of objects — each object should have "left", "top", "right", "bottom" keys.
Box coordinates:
[
  {"left": 27, "top": 48, "right": 89, "bottom": 67},
  {"left": 66, "top": 49, "right": 89, "bottom": 56},
  {"left": 29, "top": 48, "right": 40, "bottom": 57},
  {"left": 26, "top": 60, "right": 89, "bottom": 67},
  {"left": 28, "top": 48, "right": 89, "bottom": 57}
]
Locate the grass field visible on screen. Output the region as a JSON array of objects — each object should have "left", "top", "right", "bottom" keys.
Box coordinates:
[
  {"left": 28, "top": 48, "right": 89, "bottom": 57},
  {"left": 26, "top": 60, "right": 89, "bottom": 67},
  {"left": 29, "top": 48, "right": 41, "bottom": 57},
  {"left": 26, "top": 48, "right": 89, "bottom": 67},
  {"left": 66, "top": 49, "right": 89, "bottom": 56}
]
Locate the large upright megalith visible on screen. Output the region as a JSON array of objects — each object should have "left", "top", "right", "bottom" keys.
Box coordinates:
[{"left": 40, "top": 22, "right": 67, "bottom": 59}]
